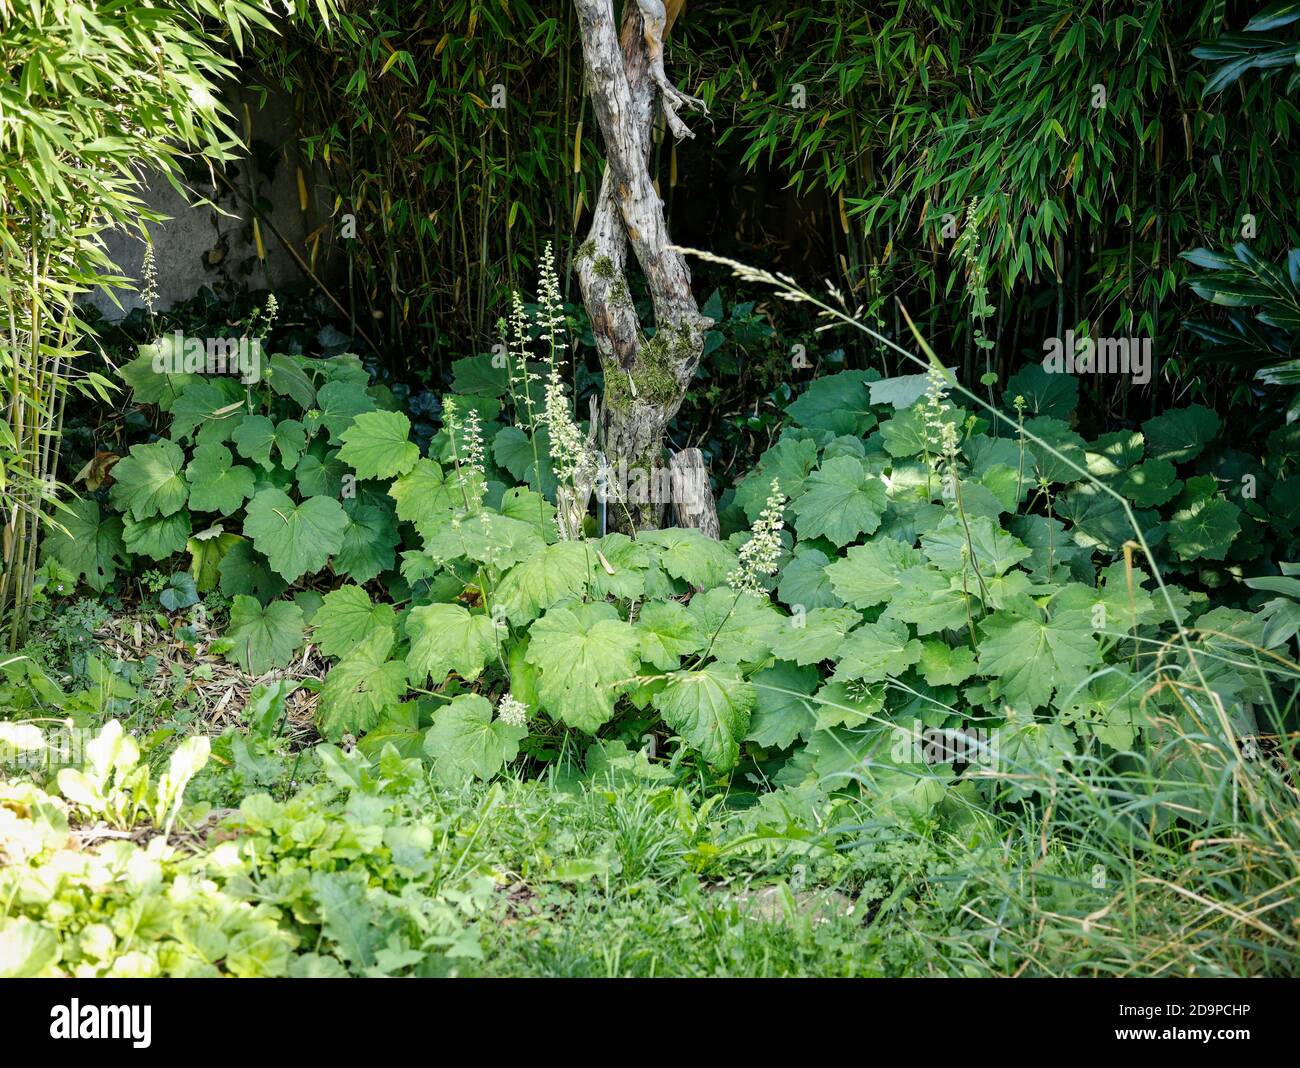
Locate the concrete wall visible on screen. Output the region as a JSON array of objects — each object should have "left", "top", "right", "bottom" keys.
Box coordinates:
[{"left": 90, "top": 86, "right": 331, "bottom": 318}]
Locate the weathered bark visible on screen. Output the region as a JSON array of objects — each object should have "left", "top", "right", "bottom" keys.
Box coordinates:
[
  {"left": 573, "top": 0, "right": 712, "bottom": 530},
  {"left": 670, "top": 447, "right": 720, "bottom": 538}
]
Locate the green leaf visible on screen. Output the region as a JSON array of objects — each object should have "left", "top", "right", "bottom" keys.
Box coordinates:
[
  {"left": 978, "top": 607, "right": 1101, "bottom": 712},
  {"left": 831, "top": 618, "right": 923, "bottom": 683},
  {"left": 493, "top": 425, "right": 556, "bottom": 496},
  {"left": 406, "top": 602, "right": 499, "bottom": 685},
  {"left": 424, "top": 693, "right": 524, "bottom": 783},
  {"left": 296, "top": 441, "right": 347, "bottom": 497},
  {"left": 109, "top": 440, "right": 188, "bottom": 520},
  {"left": 881, "top": 566, "right": 970, "bottom": 635},
  {"left": 1002, "top": 362, "right": 1078, "bottom": 419},
  {"left": 313, "top": 379, "right": 376, "bottom": 442},
  {"left": 168, "top": 379, "right": 244, "bottom": 444},
  {"left": 333, "top": 501, "right": 400, "bottom": 583},
  {"left": 787, "top": 371, "right": 877, "bottom": 435},
  {"left": 790, "top": 456, "right": 886, "bottom": 546},
  {"left": 423, "top": 511, "right": 544, "bottom": 572},
  {"left": 916, "top": 640, "right": 978, "bottom": 686},
  {"left": 587, "top": 533, "right": 651, "bottom": 600},
  {"left": 337, "top": 410, "right": 420, "bottom": 480},
  {"left": 776, "top": 545, "right": 841, "bottom": 609},
  {"left": 217, "top": 540, "right": 288, "bottom": 604},
  {"left": 120, "top": 344, "right": 198, "bottom": 410},
  {"left": 652, "top": 665, "right": 755, "bottom": 770},
  {"left": 495, "top": 541, "right": 592, "bottom": 623},
  {"left": 224, "top": 596, "right": 305, "bottom": 676},
  {"left": 685, "top": 587, "right": 784, "bottom": 663},
  {"left": 44, "top": 499, "right": 124, "bottom": 591},
  {"left": 733, "top": 436, "right": 819, "bottom": 520},
  {"left": 769, "top": 606, "right": 861, "bottom": 665},
  {"left": 185, "top": 443, "right": 255, "bottom": 515},
  {"left": 243, "top": 489, "right": 347, "bottom": 582},
  {"left": 526, "top": 604, "right": 640, "bottom": 732},
  {"left": 1168, "top": 480, "right": 1242, "bottom": 561},
  {"left": 920, "top": 515, "right": 1031, "bottom": 576},
  {"left": 826, "top": 538, "right": 924, "bottom": 608},
  {"left": 1143, "top": 405, "right": 1221, "bottom": 463},
  {"left": 1119, "top": 459, "right": 1181, "bottom": 507},
  {"left": 187, "top": 529, "right": 241, "bottom": 592},
  {"left": 317, "top": 629, "right": 408, "bottom": 739},
  {"left": 313, "top": 586, "right": 396, "bottom": 659},
  {"left": 122, "top": 510, "right": 192, "bottom": 560},
  {"left": 634, "top": 599, "right": 706, "bottom": 671},
  {"left": 639, "top": 527, "right": 738, "bottom": 589},
  {"left": 232, "top": 416, "right": 307, "bottom": 472},
  {"left": 746, "top": 662, "right": 818, "bottom": 748},
  {"left": 267, "top": 354, "right": 317, "bottom": 409},
  {"left": 388, "top": 459, "right": 460, "bottom": 540}
]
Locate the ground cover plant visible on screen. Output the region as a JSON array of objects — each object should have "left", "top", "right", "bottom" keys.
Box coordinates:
[{"left": 1, "top": 0, "right": 1299, "bottom": 982}]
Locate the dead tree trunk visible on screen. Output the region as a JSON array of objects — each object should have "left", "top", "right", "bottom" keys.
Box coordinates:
[{"left": 573, "top": 0, "right": 714, "bottom": 531}]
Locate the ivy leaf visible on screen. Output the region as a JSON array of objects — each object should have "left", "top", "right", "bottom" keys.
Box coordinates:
[
  {"left": 745, "top": 661, "right": 818, "bottom": 749},
  {"left": 424, "top": 693, "right": 524, "bottom": 784},
  {"left": 791, "top": 456, "right": 886, "bottom": 547},
  {"left": 217, "top": 539, "right": 288, "bottom": 604},
  {"left": 337, "top": 410, "right": 420, "bottom": 480},
  {"left": 831, "top": 618, "right": 923, "bottom": 683},
  {"left": 920, "top": 515, "right": 1031, "bottom": 576},
  {"left": 243, "top": 489, "right": 347, "bottom": 582},
  {"left": 978, "top": 607, "right": 1101, "bottom": 712},
  {"left": 1143, "top": 404, "right": 1221, "bottom": 463},
  {"left": 109, "top": 440, "right": 188, "bottom": 520},
  {"left": 185, "top": 443, "right": 255, "bottom": 515},
  {"left": 313, "top": 586, "right": 396, "bottom": 659},
  {"left": 333, "top": 501, "right": 400, "bottom": 583},
  {"left": 639, "top": 527, "right": 738, "bottom": 589},
  {"left": 44, "top": 499, "right": 124, "bottom": 591},
  {"left": 825, "top": 539, "right": 924, "bottom": 608},
  {"left": 634, "top": 599, "right": 706, "bottom": 671},
  {"left": 652, "top": 664, "right": 755, "bottom": 770},
  {"left": 685, "top": 587, "right": 784, "bottom": 663},
  {"left": 525, "top": 604, "right": 640, "bottom": 732},
  {"left": 224, "top": 595, "right": 305, "bottom": 676},
  {"left": 312, "top": 379, "right": 376, "bottom": 443},
  {"left": 916, "top": 640, "right": 978, "bottom": 686},
  {"left": 122, "top": 510, "right": 192, "bottom": 560},
  {"left": 769, "top": 606, "right": 861, "bottom": 665},
  {"left": 317, "top": 629, "right": 408, "bottom": 740},
  {"left": 495, "top": 541, "right": 592, "bottom": 623},
  {"left": 406, "top": 602, "right": 500, "bottom": 685}
]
